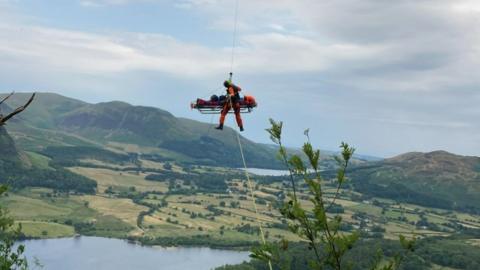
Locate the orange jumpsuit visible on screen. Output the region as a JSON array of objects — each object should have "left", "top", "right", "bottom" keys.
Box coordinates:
[{"left": 219, "top": 84, "right": 243, "bottom": 128}]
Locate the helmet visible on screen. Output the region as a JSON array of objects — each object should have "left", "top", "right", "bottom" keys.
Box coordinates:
[
  {"left": 223, "top": 80, "right": 230, "bottom": 87},
  {"left": 210, "top": 95, "right": 219, "bottom": 102}
]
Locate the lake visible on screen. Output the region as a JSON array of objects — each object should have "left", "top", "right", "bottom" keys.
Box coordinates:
[
  {"left": 19, "top": 237, "right": 250, "bottom": 270},
  {"left": 242, "top": 168, "right": 289, "bottom": 176}
]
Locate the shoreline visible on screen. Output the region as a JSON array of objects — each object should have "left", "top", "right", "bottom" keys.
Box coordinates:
[{"left": 18, "top": 234, "right": 255, "bottom": 251}]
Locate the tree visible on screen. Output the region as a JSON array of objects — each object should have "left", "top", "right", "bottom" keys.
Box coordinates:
[
  {"left": 163, "top": 162, "right": 172, "bottom": 171},
  {"left": 0, "top": 185, "right": 29, "bottom": 270},
  {"left": 0, "top": 93, "right": 36, "bottom": 269},
  {"left": 251, "top": 119, "right": 415, "bottom": 270},
  {"left": 0, "top": 92, "right": 36, "bottom": 126}
]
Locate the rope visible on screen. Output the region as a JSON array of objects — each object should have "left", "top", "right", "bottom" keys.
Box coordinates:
[
  {"left": 235, "top": 132, "right": 273, "bottom": 270},
  {"left": 230, "top": 0, "right": 240, "bottom": 74},
  {"left": 230, "top": 100, "right": 273, "bottom": 270},
  {"left": 205, "top": 113, "right": 215, "bottom": 137},
  {"left": 225, "top": 2, "right": 272, "bottom": 268}
]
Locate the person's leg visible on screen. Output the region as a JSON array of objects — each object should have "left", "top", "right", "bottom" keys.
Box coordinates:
[
  {"left": 217, "top": 104, "right": 230, "bottom": 130},
  {"left": 234, "top": 103, "right": 244, "bottom": 131}
]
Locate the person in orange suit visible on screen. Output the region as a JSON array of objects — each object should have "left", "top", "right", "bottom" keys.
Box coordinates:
[{"left": 216, "top": 80, "right": 244, "bottom": 132}]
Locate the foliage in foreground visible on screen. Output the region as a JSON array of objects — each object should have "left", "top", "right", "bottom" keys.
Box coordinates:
[
  {"left": 0, "top": 185, "right": 28, "bottom": 270},
  {"left": 221, "top": 236, "right": 480, "bottom": 270},
  {"left": 250, "top": 119, "right": 414, "bottom": 270}
]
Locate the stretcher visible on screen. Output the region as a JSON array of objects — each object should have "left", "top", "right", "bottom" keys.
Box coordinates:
[{"left": 191, "top": 97, "right": 257, "bottom": 114}]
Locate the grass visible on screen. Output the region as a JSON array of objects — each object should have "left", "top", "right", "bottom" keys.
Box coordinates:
[
  {"left": 383, "top": 222, "right": 416, "bottom": 239},
  {"left": 75, "top": 195, "right": 148, "bottom": 228},
  {"left": 78, "top": 158, "right": 131, "bottom": 169},
  {"left": 139, "top": 159, "right": 184, "bottom": 173},
  {"left": 1, "top": 189, "right": 139, "bottom": 238},
  {"left": 89, "top": 214, "right": 137, "bottom": 238},
  {"left": 0, "top": 193, "right": 72, "bottom": 220},
  {"left": 348, "top": 203, "right": 383, "bottom": 216},
  {"left": 167, "top": 194, "right": 221, "bottom": 205},
  {"left": 136, "top": 189, "right": 298, "bottom": 242},
  {"left": 4, "top": 161, "right": 480, "bottom": 248},
  {"left": 25, "top": 151, "right": 53, "bottom": 170},
  {"left": 17, "top": 221, "right": 75, "bottom": 238},
  {"left": 92, "top": 162, "right": 480, "bottom": 241},
  {"left": 106, "top": 142, "right": 196, "bottom": 164},
  {"left": 168, "top": 202, "right": 213, "bottom": 216},
  {"left": 6, "top": 181, "right": 476, "bottom": 244},
  {"left": 68, "top": 167, "right": 169, "bottom": 193}
]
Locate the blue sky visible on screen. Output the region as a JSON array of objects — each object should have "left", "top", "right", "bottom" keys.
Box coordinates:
[{"left": 0, "top": 0, "right": 479, "bottom": 157}]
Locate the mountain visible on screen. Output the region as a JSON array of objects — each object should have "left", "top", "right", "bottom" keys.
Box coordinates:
[
  {"left": 5, "top": 92, "right": 281, "bottom": 168},
  {"left": 0, "top": 127, "right": 22, "bottom": 164},
  {"left": 350, "top": 150, "right": 480, "bottom": 212},
  {"left": 11, "top": 92, "right": 479, "bottom": 209},
  {"left": 0, "top": 124, "right": 96, "bottom": 193}
]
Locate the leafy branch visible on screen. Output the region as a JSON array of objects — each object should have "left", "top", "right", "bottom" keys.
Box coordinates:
[
  {"left": 256, "top": 119, "right": 356, "bottom": 269},
  {"left": 0, "top": 185, "right": 29, "bottom": 270},
  {"left": 266, "top": 119, "right": 298, "bottom": 200},
  {"left": 253, "top": 119, "right": 415, "bottom": 270}
]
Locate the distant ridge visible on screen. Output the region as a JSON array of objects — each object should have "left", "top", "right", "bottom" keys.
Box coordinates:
[
  {"left": 351, "top": 150, "right": 480, "bottom": 213},
  {"left": 5, "top": 92, "right": 281, "bottom": 168}
]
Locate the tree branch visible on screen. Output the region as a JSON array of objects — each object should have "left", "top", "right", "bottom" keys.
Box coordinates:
[
  {"left": 0, "top": 93, "right": 36, "bottom": 125},
  {"left": 0, "top": 92, "right": 15, "bottom": 107}
]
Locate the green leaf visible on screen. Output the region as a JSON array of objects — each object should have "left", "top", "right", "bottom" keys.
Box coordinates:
[
  {"left": 266, "top": 118, "right": 283, "bottom": 145},
  {"left": 340, "top": 142, "right": 355, "bottom": 163},
  {"left": 289, "top": 155, "right": 306, "bottom": 175},
  {"left": 302, "top": 143, "right": 320, "bottom": 171}
]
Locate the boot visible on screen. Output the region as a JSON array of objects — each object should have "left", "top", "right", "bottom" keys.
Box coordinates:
[
  {"left": 215, "top": 124, "right": 223, "bottom": 130},
  {"left": 239, "top": 126, "right": 244, "bottom": 132}
]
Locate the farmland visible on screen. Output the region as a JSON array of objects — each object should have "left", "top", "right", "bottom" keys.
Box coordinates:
[{"left": 2, "top": 156, "right": 479, "bottom": 250}]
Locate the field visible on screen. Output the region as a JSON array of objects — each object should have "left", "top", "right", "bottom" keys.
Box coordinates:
[
  {"left": 2, "top": 156, "right": 480, "bottom": 251},
  {"left": 68, "top": 167, "right": 169, "bottom": 193}
]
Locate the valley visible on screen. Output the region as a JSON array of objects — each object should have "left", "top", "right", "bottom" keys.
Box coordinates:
[
  {"left": 1, "top": 93, "right": 480, "bottom": 269},
  {"left": 4, "top": 155, "right": 480, "bottom": 248}
]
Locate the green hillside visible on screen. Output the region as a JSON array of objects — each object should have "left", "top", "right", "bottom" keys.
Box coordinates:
[
  {"left": 5, "top": 92, "right": 480, "bottom": 212},
  {"left": 0, "top": 126, "right": 21, "bottom": 163},
  {"left": 4, "top": 92, "right": 87, "bottom": 129},
  {"left": 0, "top": 126, "right": 96, "bottom": 193},
  {"left": 1, "top": 93, "right": 480, "bottom": 270},
  {"left": 351, "top": 151, "right": 480, "bottom": 212},
  {"left": 5, "top": 92, "right": 280, "bottom": 168}
]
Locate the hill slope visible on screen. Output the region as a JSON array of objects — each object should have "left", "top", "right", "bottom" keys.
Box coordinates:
[
  {"left": 5, "top": 92, "right": 280, "bottom": 168},
  {"left": 0, "top": 127, "right": 22, "bottom": 163},
  {"left": 350, "top": 151, "right": 480, "bottom": 212},
  {"left": 0, "top": 126, "right": 96, "bottom": 193}
]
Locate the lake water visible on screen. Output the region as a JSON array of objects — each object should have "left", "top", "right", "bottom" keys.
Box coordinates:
[
  {"left": 19, "top": 237, "right": 250, "bottom": 270},
  {"left": 242, "top": 168, "right": 289, "bottom": 176}
]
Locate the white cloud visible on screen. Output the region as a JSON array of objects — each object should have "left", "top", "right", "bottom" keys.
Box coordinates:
[
  {"left": 79, "top": 1, "right": 102, "bottom": 7},
  {"left": 0, "top": 22, "right": 230, "bottom": 77},
  {"left": 55, "top": 0, "right": 480, "bottom": 94},
  {"left": 2, "top": 1, "right": 479, "bottom": 95},
  {"left": 0, "top": 0, "right": 479, "bottom": 156},
  {"left": 79, "top": 0, "right": 155, "bottom": 7},
  {"left": 452, "top": 0, "right": 480, "bottom": 13},
  {"left": 0, "top": 18, "right": 385, "bottom": 78},
  {"left": 3, "top": 1, "right": 480, "bottom": 94}
]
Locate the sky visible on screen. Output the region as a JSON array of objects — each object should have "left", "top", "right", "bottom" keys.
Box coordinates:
[{"left": 0, "top": 0, "right": 479, "bottom": 158}]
